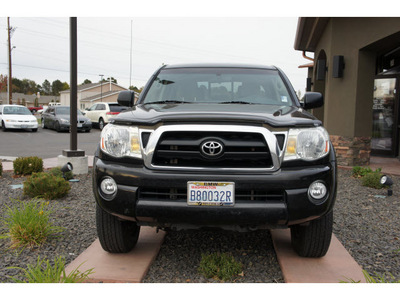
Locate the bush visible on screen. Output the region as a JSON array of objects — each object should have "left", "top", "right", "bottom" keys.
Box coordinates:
[
  {"left": 352, "top": 166, "right": 373, "bottom": 178},
  {"left": 23, "top": 172, "right": 71, "bottom": 200},
  {"left": 48, "top": 167, "right": 74, "bottom": 181},
  {"left": 1, "top": 200, "right": 63, "bottom": 248},
  {"left": 8, "top": 256, "right": 94, "bottom": 283},
  {"left": 198, "top": 252, "right": 243, "bottom": 281},
  {"left": 361, "top": 170, "right": 384, "bottom": 189},
  {"left": 0, "top": 160, "right": 3, "bottom": 177},
  {"left": 13, "top": 156, "right": 43, "bottom": 176}
]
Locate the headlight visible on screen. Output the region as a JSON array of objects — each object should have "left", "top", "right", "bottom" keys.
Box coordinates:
[
  {"left": 60, "top": 118, "right": 69, "bottom": 124},
  {"left": 284, "top": 127, "right": 330, "bottom": 161},
  {"left": 100, "top": 124, "right": 142, "bottom": 158},
  {"left": 5, "top": 119, "right": 17, "bottom": 122}
]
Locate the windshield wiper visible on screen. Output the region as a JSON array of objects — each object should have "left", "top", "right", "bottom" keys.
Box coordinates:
[
  {"left": 218, "top": 101, "right": 254, "bottom": 104},
  {"left": 143, "top": 100, "right": 192, "bottom": 105}
]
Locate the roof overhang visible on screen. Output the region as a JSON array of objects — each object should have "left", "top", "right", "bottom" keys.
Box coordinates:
[{"left": 294, "top": 17, "right": 330, "bottom": 52}]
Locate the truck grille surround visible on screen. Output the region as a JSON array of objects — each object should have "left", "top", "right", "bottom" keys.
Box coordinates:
[{"left": 152, "top": 131, "right": 273, "bottom": 168}]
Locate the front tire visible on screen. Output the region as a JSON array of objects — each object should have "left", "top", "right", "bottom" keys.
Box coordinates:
[
  {"left": 55, "top": 121, "right": 61, "bottom": 132},
  {"left": 98, "top": 118, "right": 105, "bottom": 130},
  {"left": 2, "top": 121, "right": 7, "bottom": 132},
  {"left": 290, "top": 210, "right": 333, "bottom": 258},
  {"left": 96, "top": 204, "right": 140, "bottom": 253}
]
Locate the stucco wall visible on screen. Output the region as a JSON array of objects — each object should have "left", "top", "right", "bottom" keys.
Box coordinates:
[{"left": 313, "top": 17, "right": 400, "bottom": 138}]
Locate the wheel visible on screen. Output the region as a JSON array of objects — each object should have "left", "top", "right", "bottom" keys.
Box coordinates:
[
  {"left": 31, "top": 109, "right": 37, "bottom": 114},
  {"left": 55, "top": 121, "right": 61, "bottom": 132},
  {"left": 41, "top": 118, "right": 46, "bottom": 129},
  {"left": 96, "top": 204, "right": 140, "bottom": 253},
  {"left": 2, "top": 121, "right": 7, "bottom": 132},
  {"left": 32, "top": 128, "right": 38, "bottom": 132},
  {"left": 98, "top": 118, "right": 105, "bottom": 130},
  {"left": 290, "top": 210, "right": 333, "bottom": 257}
]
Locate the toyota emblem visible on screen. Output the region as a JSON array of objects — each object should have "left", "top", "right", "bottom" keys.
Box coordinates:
[{"left": 201, "top": 140, "right": 224, "bottom": 157}]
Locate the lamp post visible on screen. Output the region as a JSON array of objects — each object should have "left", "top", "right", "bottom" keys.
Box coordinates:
[{"left": 99, "top": 74, "right": 104, "bottom": 102}]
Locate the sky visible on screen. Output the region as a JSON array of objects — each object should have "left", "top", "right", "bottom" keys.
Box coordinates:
[
  {"left": 1, "top": 0, "right": 392, "bottom": 97},
  {"left": 0, "top": 17, "right": 310, "bottom": 95}
]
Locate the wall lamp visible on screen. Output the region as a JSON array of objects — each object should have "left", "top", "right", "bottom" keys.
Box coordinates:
[{"left": 380, "top": 175, "right": 393, "bottom": 196}]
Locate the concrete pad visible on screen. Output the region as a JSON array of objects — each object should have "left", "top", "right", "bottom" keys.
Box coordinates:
[
  {"left": 65, "top": 227, "right": 166, "bottom": 283},
  {"left": 271, "top": 229, "right": 366, "bottom": 283},
  {"left": 58, "top": 154, "right": 88, "bottom": 175}
]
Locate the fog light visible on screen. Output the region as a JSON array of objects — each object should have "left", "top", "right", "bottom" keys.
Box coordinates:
[
  {"left": 308, "top": 181, "right": 327, "bottom": 201},
  {"left": 100, "top": 177, "right": 118, "bottom": 199}
]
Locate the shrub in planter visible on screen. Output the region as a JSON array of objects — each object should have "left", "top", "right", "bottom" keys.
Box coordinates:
[
  {"left": 23, "top": 172, "right": 71, "bottom": 200},
  {"left": 48, "top": 167, "right": 74, "bottom": 181},
  {"left": 8, "top": 256, "right": 94, "bottom": 283},
  {"left": 1, "top": 200, "right": 63, "bottom": 248},
  {"left": 361, "top": 171, "right": 384, "bottom": 189},
  {"left": 13, "top": 156, "right": 43, "bottom": 176},
  {"left": 198, "top": 252, "right": 243, "bottom": 281}
]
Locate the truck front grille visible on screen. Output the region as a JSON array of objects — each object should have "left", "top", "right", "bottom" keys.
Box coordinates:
[
  {"left": 152, "top": 131, "right": 273, "bottom": 168},
  {"left": 139, "top": 188, "right": 285, "bottom": 203}
]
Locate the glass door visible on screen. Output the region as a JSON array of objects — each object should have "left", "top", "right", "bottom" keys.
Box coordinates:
[{"left": 371, "top": 77, "right": 399, "bottom": 156}]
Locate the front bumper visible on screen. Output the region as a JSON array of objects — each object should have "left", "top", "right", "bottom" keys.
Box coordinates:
[
  {"left": 93, "top": 150, "right": 337, "bottom": 230},
  {"left": 5, "top": 122, "right": 38, "bottom": 129},
  {"left": 59, "top": 123, "right": 92, "bottom": 131}
]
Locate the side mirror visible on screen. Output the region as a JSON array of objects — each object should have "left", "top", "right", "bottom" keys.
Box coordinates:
[
  {"left": 302, "top": 92, "right": 323, "bottom": 110},
  {"left": 117, "top": 91, "right": 135, "bottom": 107}
]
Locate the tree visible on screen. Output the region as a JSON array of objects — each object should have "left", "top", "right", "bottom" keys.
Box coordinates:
[
  {"left": 101, "top": 77, "right": 117, "bottom": 84},
  {"left": 0, "top": 74, "right": 7, "bottom": 92},
  {"left": 82, "top": 79, "right": 92, "bottom": 85},
  {"left": 12, "top": 78, "right": 39, "bottom": 95},
  {"left": 129, "top": 86, "right": 144, "bottom": 93},
  {"left": 42, "top": 80, "right": 52, "bottom": 95},
  {"left": 52, "top": 80, "right": 69, "bottom": 96}
]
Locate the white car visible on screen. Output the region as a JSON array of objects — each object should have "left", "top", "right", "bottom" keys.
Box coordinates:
[
  {"left": 0, "top": 104, "right": 39, "bottom": 132},
  {"left": 84, "top": 102, "right": 129, "bottom": 130}
]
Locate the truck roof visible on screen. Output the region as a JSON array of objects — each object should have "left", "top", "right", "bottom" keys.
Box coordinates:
[{"left": 162, "top": 63, "right": 277, "bottom": 70}]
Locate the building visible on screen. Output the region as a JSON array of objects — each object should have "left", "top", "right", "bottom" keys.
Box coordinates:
[
  {"left": 294, "top": 17, "right": 400, "bottom": 166},
  {"left": 60, "top": 81, "right": 133, "bottom": 110},
  {"left": 0, "top": 92, "right": 59, "bottom": 106}
]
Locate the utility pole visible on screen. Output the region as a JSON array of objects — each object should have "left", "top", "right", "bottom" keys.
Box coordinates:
[
  {"left": 129, "top": 19, "right": 133, "bottom": 89},
  {"left": 7, "top": 17, "right": 16, "bottom": 105}
]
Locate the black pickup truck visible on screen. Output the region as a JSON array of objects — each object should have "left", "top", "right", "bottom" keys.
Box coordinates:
[{"left": 93, "top": 63, "right": 337, "bottom": 257}]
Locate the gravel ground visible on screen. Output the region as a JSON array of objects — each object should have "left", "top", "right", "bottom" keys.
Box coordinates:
[
  {"left": 0, "top": 170, "right": 97, "bottom": 283},
  {"left": 0, "top": 167, "right": 399, "bottom": 283}
]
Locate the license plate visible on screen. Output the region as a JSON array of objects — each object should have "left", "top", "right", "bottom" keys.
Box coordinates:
[
  {"left": 187, "top": 181, "right": 235, "bottom": 206},
  {"left": 20, "top": 125, "right": 27, "bottom": 128},
  {"left": 77, "top": 123, "right": 82, "bottom": 128}
]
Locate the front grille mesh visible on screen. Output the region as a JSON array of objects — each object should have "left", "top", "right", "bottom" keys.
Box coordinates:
[
  {"left": 152, "top": 131, "right": 273, "bottom": 168},
  {"left": 139, "top": 188, "right": 285, "bottom": 203}
]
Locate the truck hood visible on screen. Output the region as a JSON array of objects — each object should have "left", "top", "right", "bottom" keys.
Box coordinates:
[{"left": 111, "top": 103, "right": 322, "bottom": 128}]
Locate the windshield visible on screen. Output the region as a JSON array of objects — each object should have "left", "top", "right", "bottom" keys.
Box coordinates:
[
  {"left": 142, "top": 68, "right": 294, "bottom": 106},
  {"left": 56, "top": 107, "right": 83, "bottom": 115},
  {"left": 3, "top": 106, "right": 32, "bottom": 115}
]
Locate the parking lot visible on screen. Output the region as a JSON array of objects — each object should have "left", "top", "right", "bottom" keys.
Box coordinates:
[{"left": 0, "top": 127, "right": 101, "bottom": 159}]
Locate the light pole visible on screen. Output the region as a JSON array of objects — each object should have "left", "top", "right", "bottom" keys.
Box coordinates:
[
  {"left": 7, "top": 17, "right": 16, "bottom": 105},
  {"left": 99, "top": 74, "right": 104, "bottom": 102}
]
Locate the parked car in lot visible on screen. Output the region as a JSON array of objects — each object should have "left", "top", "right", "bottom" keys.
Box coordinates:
[
  {"left": 41, "top": 105, "right": 92, "bottom": 132},
  {"left": 0, "top": 104, "right": 38, "bottom": 132},
  {"left": 28, "top": 105, "right": 43, "bottom": 114},
  {"left": 84, "top": 102, "right": 129, "bottom": 130}
]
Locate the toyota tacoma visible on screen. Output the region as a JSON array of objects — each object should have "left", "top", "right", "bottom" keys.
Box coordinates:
[{"left": 93, "top": 63, "right": 337, "bottom": 257}]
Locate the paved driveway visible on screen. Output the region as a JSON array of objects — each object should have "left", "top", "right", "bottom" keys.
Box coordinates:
[{"left": 0, "top": 127, "right": 101, "bottom": 159}]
